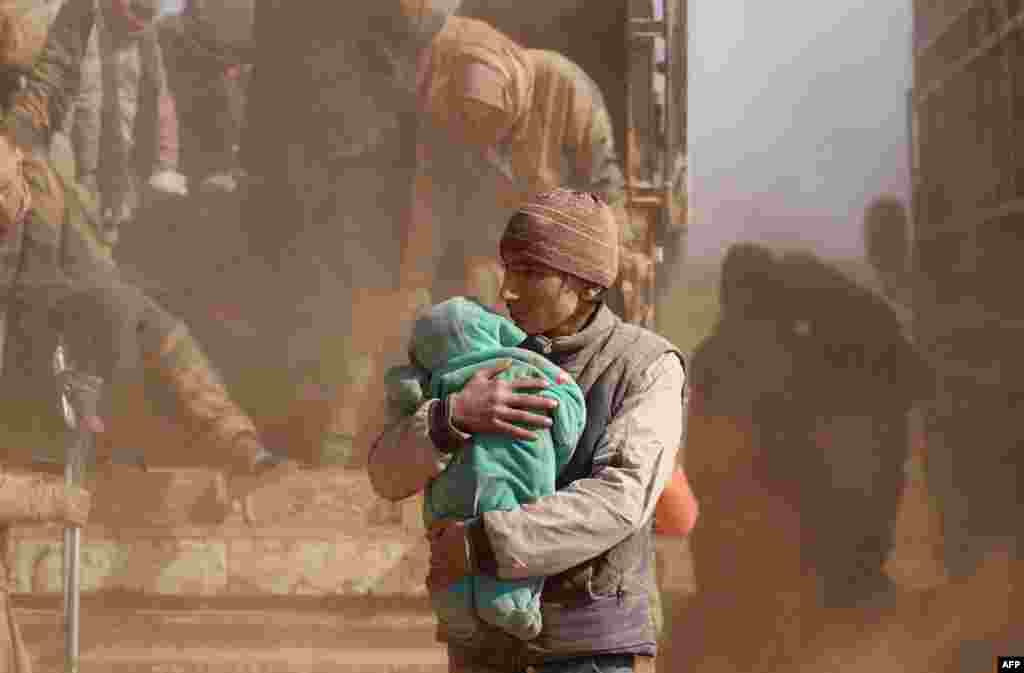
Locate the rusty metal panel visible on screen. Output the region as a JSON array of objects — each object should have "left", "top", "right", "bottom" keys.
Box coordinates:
[
  {"left": 914, "top": 0, "right": 972, "bottom": 52},
  {"left": 913, "top": 0, "right": 1024, "bottom": 347},
  {"left": 625, "top": 0, "right": 660, "bottom": 188},
  {"left": 914, "top": 2, "right": 1023, "bottom": 237},
  {"left": 665, "top": 0, "right": 687, "bottom": 233}
]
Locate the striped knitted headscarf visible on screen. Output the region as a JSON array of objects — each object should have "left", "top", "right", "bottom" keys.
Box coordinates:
[{"left": 500, "top": 188, "right": 620, "bottom": 289}]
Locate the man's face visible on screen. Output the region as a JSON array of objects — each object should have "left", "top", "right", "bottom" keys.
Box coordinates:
[
  {"left": 499, "top": 255, "right": 585, "bottom": 337},
  {"left": 0, "top": 135, "right": 25, "bottom": 240}
]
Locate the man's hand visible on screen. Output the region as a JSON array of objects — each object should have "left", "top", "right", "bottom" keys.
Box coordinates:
[
  {"left": 449, "top": 362, "right": 557, "bottom": 441},
  {"left": 426, "top": 518, "right": 471, "bottom": 592},
  {"left": 61, "top": 485, "right": 91, "bottom": 528}
]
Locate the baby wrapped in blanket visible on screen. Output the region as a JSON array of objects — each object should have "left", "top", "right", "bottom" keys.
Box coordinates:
[{"left": 385, "top": 297, "right": 586, "bottom": 643}]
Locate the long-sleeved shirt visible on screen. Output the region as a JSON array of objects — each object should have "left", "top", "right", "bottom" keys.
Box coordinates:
[{"left": 368, "top": 351, "right": 684, "bottom": 581}]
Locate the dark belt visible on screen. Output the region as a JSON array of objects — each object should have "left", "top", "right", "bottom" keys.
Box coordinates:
[
  {"left": 524, "top": 654, "right": 656, "bottom": 673},
  {"left": 448, "top": 645, "right": 656, "bottom": 673}
]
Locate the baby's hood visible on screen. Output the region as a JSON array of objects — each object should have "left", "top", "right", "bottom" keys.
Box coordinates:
[{"left": 411, "top": 297, "right": 527, "bottom": 371}]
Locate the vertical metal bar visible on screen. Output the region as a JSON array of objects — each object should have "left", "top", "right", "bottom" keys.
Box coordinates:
[
  {"left": 65, "top": 426, "right": 85, "bottom": 673},
  {"left": 909, "top": 0, "right": 917, "bottom": 222},
  {"left": 624, "top": 1, "right": 635, "bottom": 204},
  {"left": 54, "top": 342, "right": 81, "bottom": 673},
  {"left": 1001, "top": 4, "right": 1018, "bottom": 201},
  {"left": 653, "top": 0, "right": 673, "bottom": 329},
  {"left": 661, "top": 0, "right": 671, "bottom": 196},
  {"left": 65, "top": 526, "right": 80, "bottom": 673},
  {"left": 908, "top": 87, "right": 916, "bottom": 240}
]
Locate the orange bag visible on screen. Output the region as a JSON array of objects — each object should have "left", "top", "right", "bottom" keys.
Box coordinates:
[{"left": 654, "top": 465, "right": 698, "bottom": 537}]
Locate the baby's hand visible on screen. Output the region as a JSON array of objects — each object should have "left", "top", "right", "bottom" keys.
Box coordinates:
[{"left": 384, "top": 364, "right": 428, "bottom": 415}]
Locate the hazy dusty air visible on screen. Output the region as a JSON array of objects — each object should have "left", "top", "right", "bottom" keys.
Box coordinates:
[
  {"left": 3, "top": 0, "right": 1023, "bottom": 671},
  {"left": 688, "top": 0, "right": 912, "bottom": 257}
]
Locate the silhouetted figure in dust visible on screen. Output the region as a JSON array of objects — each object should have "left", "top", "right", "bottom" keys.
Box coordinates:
[
  {"left": 773, "top": 248, "right": 927, "bottom": 610},
  {"left": 677, "top": 239, "right": 930, "bottom": 671}
]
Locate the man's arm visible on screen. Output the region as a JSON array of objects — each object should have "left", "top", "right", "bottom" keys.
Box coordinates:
[
  {"left": 55, "top": 186, "right": 268, "bottom": 474},
  {"left": 368, "top": 398, "right": 456, "bottom": 501},
  {"left": 9, "top": 0, "right": 96, "bottom": 148},
  {"left": 133, "top": 296, "right": 268, "bottom": 473},
  {"left": 368, "top": 362, "right": 558, "bottom": 501},
  {"left": 468, "top": 353, "right": 685, "bottom": 580}
]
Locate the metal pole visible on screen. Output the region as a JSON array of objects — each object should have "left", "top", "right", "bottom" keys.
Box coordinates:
[{"left": 54, "top": 342, "right": 101, "bottom": 673}]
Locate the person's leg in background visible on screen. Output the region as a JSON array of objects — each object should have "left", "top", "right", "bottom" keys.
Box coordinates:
[{"left": 806, "top": 410, "right": 908, "bottom": 610}]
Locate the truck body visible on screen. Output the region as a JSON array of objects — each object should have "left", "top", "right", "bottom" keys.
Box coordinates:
[{"left": 911, "top": 0, "right": 1024, "bottom": 578}]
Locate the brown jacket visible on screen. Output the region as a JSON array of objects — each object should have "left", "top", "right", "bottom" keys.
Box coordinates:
[{"left": 418, "top": 17, "right": 624, "bottom": 208}]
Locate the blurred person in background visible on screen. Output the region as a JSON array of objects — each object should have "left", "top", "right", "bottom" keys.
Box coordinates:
[
  {"left": 673, "top": 242, "right": 807, "bottom": 673},
  {"left": 864, "top": 193, "right": 1024, "bottom": 661},
  {"left": 157, "top": 0, "right": 252, "bottom": 195},
  {"left": 92, "top": 0, "right": 188, "bottom": 246},
  {"left": 389, "top": 7, "right": 626, "bottom": 315},
  {"left": 24, "top": 0, "right": 187, "bottom": 247},
  {"left": 772, "top": 248, "right": 928, "bottom": 611},
  {"left": 236, "top": 1, "right": 421, "bottom": 468},
  {"left": 0, "top": 0, "right": 288, "bottom": 524}
]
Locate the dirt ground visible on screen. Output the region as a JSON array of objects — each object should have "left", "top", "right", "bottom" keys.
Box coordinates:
[
  {"left": 16, "top": 449, "right": 975, "bottom": 673},
  {"left": 18, "top": 604, "right": 448, "bottom": 672},
  {"left": 659, "top": 414, "right": 1022, "bottom": 673}
]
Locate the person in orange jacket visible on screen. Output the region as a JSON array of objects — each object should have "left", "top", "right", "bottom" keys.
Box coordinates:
[{"left": 654, "top": 465, "right": 698, "bottom": 537}]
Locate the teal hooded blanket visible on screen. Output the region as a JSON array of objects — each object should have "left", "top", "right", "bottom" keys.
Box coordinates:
[{"left": 385, "top": 297, "right": 586, "bottom": 643}]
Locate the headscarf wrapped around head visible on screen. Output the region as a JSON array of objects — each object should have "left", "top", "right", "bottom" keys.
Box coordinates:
[
  {"left": 500, "top": 188, "right": 620, "bottom": 289},
  {"left": 420, "top": 16, "right": 533, "bottom": 149}
]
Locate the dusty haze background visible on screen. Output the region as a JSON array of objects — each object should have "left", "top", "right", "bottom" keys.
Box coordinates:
[{"left": 687, "top": 0, "right": 912, "bottom": 259}]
